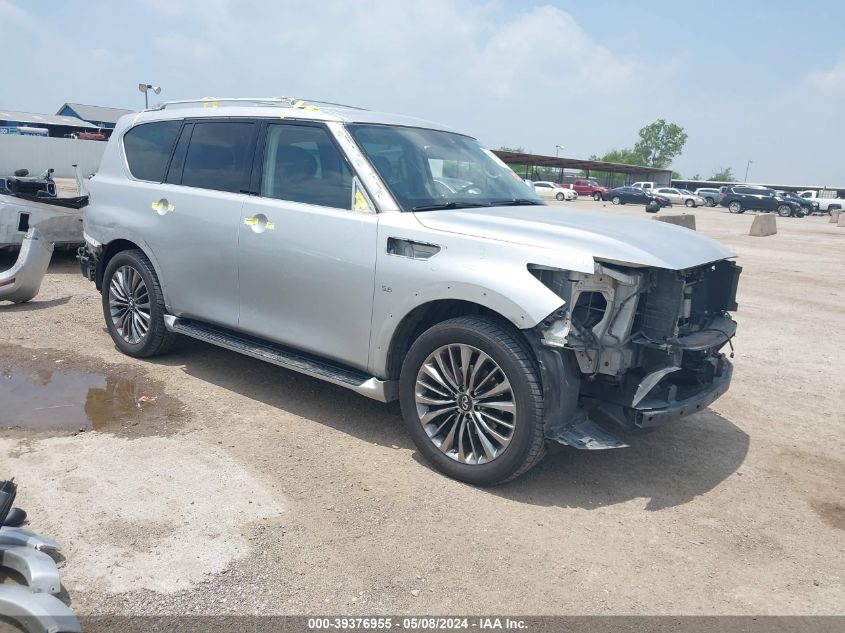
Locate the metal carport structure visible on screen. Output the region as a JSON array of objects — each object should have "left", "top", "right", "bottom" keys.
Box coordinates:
[{"left": 492, "top": 150, "right": 673, "bottom": 188}]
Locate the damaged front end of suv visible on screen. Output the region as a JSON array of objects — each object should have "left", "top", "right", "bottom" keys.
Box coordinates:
[{"left": 529, "top": 259, "right": 741, "bottom": 449}]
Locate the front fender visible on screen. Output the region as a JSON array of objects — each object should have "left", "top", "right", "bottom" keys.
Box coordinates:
[{"left": 369, "top": 216, "right": 568, "bottom": 376}]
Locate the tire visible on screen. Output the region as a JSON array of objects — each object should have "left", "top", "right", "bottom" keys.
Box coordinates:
[
  {"left": 399, "top": 316, "right": 546, "bottom": 486},
  {"left": 801, "top": 206, "right": 812, "bottom": 216},
  {"left": 101, "top": 249, "right": 176, "bottom": 358},
  {"left": 705, "top": 197, "right": 716, "bottom": 207},
  {"left": 592, "top": 192, "right": 601, "bottom": 201},
  {"left": 611, "top": 196, "right": 621, "bottom": 205},
  {"left": 685, "top": 199, "right": 695, "bottom": 208},
  {"left": 556, "top": 192, "right": 565, "bottom": 201},
  {"left": 728, "top": 201, "right": 743, "bottom": 214},
  {"left": 777, "top": 204, "right": 793, "bottom": 217}
]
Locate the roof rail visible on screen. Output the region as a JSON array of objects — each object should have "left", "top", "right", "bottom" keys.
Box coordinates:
[{"left": 154, "top": 97, "right": 367, "bottom": 111}]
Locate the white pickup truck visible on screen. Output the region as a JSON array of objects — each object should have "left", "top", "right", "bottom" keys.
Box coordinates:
[{"left": 797, "top": 190, "right": 845, "bottom": 214}]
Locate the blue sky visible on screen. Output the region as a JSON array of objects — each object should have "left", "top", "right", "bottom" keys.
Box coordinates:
[{"left": 3, "top": 0, "right": 845, "bottom": 184}]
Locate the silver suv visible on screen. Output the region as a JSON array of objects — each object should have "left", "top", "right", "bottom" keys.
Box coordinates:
[{"left": 79, "top": 97, "right": 741, "bottom": 485}]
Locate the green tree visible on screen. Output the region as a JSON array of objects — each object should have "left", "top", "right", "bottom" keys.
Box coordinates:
[
  {"left": 632, "top": 119, "right": 688, "bottom": 168},
  {"left": 710, "top": 167, "right": 735, "bottom": 181},
  {"left": 600, "top": 147, "right": 647, "bottom": 165}
]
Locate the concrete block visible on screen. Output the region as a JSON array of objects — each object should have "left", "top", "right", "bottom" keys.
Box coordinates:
[
  {"left": 838, "top": 213, "right": 845, "bottom": 227},
  {"left": 830, "top": 209, "right": 842, "bottom": 223},
  {"left": 750, "top": 214, "right": 777, "bottom": 237},
  {"left": 654, "top": 214, "right": 696, "bottom": 230}
]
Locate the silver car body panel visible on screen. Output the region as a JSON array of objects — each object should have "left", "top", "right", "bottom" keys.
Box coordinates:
[
  {"left": 84, "top": 100, "right": 738, "bottom": 392},
  {"left": 412, "top": 206, "right": 735, "bottom": 271}
]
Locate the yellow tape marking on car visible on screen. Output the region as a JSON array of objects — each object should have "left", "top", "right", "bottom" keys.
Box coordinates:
[
  {"left": 279, "top": 112, "right": 287, "bottom": 120},
  {"left": 131, "top": 113, "right": 143, "bottom": 126},
  {"left": 203, "top": 100, "right": 219, "bottom": 108},
  {"left": 151, "top": 200, "right": 175, "bottom": 214},
  {"left": 265, "top": 221, "right": 275, "bottom": 230},
  {"left": 354, "top": 190, "right": 370, "bottom": 212},
  {"left": 243, "top": 216, "right": 258, "bottom": 226}
]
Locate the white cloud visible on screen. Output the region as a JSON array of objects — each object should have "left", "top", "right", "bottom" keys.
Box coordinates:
[{"left": 806, "top": 55, "right": 845, "bottom": 95}]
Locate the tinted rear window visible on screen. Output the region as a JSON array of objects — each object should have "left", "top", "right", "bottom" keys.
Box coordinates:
[
  {"left": 123, "top": 121, "right": 181, "bottom": 182},
  {"left": 181, "top": 122, "right": 255, "bottom": 193}
]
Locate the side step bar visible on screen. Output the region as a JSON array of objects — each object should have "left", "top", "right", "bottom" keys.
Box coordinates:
[{"left": 164, "top": 316, "right": 397, "bottom": 403}]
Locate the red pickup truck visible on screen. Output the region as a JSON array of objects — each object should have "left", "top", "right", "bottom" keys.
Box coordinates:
[{"left": 570, "top": 178, "right": 610, "bottom": 201}]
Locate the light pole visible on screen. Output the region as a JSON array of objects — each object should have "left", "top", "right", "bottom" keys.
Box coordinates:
[
  {"left": 555, "top": 144, "right": 565, "bottom": 157},
  {"left": 744, "top": 160, "right": 753, "bottom": 183},
  {"left": 138, "top": 83, "right": 161, "bottom": 109}
]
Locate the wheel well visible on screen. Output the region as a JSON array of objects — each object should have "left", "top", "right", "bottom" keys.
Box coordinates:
[
  {"left": 385, "top": 300, "right": 523, "bottom": 380},
  {"left": 96, "top": 239, "right": 140, "bottom": 290}
]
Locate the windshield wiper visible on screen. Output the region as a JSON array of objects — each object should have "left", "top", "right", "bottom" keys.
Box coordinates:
[
  {"left": 412, "top": 201, "right": 490, "bottom": 211},
  {"left": 488, "top": 198, "right": 543, "bottom": 206}
]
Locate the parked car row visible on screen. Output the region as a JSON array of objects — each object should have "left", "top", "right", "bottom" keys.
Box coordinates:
[{"left": 718, "top": 185, "right": 811, "bottom": 217}]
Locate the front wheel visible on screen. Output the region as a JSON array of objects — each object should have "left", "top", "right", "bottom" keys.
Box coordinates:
[
  {"left": 728, "top": 201, "right": 743, "bottom": 214},
  {"left": 611, "top": 196, "right": 621, "bottom": 205},
  {"left": 102, "top": 249, "right": 176, "bottom": 358},
  {"left": 777, "top": 204, "right": 793, "bottom": 217},
  {"left": 399, "top": 316, "right": 546, "bottom": 486},
  {"left": 685, "top": 199, "right": 695, "bottom": 208},
  {"left": 556, "top": 192, "right": 565, "bottom": 201},
  {"left": 592, "top": 192, "right": 602, "bottom": 201}
]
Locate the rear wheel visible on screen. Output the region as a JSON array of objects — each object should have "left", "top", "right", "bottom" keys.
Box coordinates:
[
  {"left": 612, "top": 196, "right": 621, "bottom": 205},
  {"left": 102, "top": 249, "right": 176, "bottom": 358},
  {"left": 399, "top": 316, "right": 546, "bottom": 486},
  {"left": 705, "top": 197, "right": 716, "bottom": 207},
  {"left": 801, "top": 205, "right": 812, "bottom": 216},
  {"left": 777, "top": 204, "right": 793, "bottom": 217},
  {"left": 728, "top": 201, "right": 743, "bottom": 214}
]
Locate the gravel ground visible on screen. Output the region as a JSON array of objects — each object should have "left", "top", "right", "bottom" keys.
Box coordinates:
[{"left": 0, "top": 201, "right": 843, "bottom": 616}]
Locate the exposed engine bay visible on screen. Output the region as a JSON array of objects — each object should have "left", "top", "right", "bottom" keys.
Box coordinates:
[{"left": 531, "top": 259, "right": 741, "bottom": 439}]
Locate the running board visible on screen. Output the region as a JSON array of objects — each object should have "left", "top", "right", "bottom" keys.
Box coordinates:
[{"left": 164, "top": 316, "right": 397, "bottom": 402}]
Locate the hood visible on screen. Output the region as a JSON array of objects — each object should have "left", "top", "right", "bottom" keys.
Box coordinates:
[{"left": 413, "top": 206, "right": 735, "bottom": 271}]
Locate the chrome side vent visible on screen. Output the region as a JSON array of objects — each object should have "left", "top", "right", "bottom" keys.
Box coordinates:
[{"left": 387, "top": 238, "right": 441, "bottom": 260}]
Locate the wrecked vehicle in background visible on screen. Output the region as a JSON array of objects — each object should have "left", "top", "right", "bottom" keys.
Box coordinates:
[
  {"left": 1, "top": 167, "right": 88, "bottom": 303},
  {"left": 78, "top": 97, "right": 741, "bottom": 485},
  {"left": 1, "top": 168, "right": 86, "bottom": 250}
]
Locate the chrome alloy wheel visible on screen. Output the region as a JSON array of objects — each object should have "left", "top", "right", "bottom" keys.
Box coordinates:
[
  {"left": 414, "top": 344, "right": 516, "bottom": 465},
  {"left": 108, "top": 265, "right": 151, "bottom": 344}
]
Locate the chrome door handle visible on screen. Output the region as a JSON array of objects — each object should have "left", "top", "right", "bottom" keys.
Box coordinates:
[{"left": 243, "top": 213, "right": 275, "bottom": 233}]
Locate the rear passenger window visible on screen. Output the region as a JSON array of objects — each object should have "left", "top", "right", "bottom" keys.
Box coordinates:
[
  {"left": 123, "top": 121, "right": 181, "bottom": 182},
  {"left": 181, "top": 122, "right": 255, "bottom": 193},
  {"left": 260, "top": 124, "right": 352, "bottom": 209}
]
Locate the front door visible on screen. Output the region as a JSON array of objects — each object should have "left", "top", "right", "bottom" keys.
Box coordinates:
[{"left": 236, "top": 121, "right": 378, "bottom": 372}]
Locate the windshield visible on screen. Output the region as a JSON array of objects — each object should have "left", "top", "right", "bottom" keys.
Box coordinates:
[{"left": 347, "top": 124, "right": 543, "bottom": 211}]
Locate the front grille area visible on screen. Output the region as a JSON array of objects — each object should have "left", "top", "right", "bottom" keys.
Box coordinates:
[{"left": 633, "top": 261, "right": 741, "bottom": 342}]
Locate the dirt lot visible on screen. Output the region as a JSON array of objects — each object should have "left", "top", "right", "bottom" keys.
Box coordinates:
[{"left": 1, "top": 202, "right": 843, "bottom": 616}]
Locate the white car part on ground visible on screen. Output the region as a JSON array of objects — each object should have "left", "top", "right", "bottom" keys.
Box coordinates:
[{"left": 0, "top": 227, "right": 54, "bottom": 303}]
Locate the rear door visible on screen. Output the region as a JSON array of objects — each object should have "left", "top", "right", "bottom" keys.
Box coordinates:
[
  {"left": 128, "top": 119, "right": 258, "bottom": 328},
  {"left": 236, "top": 121, "right": 378, "bottom": 371}
]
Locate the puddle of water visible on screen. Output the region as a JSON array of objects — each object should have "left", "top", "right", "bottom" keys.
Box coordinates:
[
  {"left": 1, "top": 365, "right": 160, "bottom": 431},
  {"left": 0, "top": 351, "right": 183, "bottom": 435}
]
